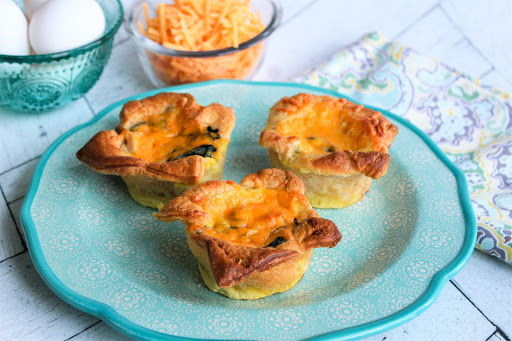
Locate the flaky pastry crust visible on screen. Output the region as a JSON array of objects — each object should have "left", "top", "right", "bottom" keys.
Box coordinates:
[
  {"left": 259, "top": 93, "right": 398, "bottom": 208},
  {"left": 76, "top": 92, "right": 235, "bottom": 208},
  {"left": 77, "top": 92, "right": 235, "bottom": 184},
  {"left": 155, "top": 169, "right": 342, "bottom": 299},
  {"left": 259, "top": 93, "right": 398, "bottom": 178}
]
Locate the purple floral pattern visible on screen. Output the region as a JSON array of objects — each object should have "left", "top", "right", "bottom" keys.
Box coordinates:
[{"left": 299, "top": 32, "right": 512, "bottom": 264}]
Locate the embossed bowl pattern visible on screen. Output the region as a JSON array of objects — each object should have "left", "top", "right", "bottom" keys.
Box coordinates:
[{"left": 0, "top": 0, "right": 123, "bottom": 112}]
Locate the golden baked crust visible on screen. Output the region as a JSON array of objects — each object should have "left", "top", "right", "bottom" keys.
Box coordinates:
[
  {"left": 155, "top": 168, "right": 342, "bottom": 299},
  {"left": 76, "top": 92, "right": 236, "bottom": 208},
  {"left": 259, "top": 93, "right": 397, "bottom": 177},
  {"left": 259, "top": 93, "right": 398, "bottom": 208}
]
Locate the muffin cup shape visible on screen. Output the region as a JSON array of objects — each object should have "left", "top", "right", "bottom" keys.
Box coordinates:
[
  {"left": 76, "top": 92, "right": 235, "bottom": 208},
  {"left": 154, "top": 168, "right": 342, "bottom": 300},
  {"left": 259, "top": 93, "right": 398, "bottom": 208}
]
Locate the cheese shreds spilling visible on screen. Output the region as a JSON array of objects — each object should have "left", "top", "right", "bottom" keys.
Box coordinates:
[{"left": 139, "top": 0, "right": 266, "bottom": 51}]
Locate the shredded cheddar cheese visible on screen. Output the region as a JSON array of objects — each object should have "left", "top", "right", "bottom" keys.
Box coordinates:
[
  {"left": 138, "top": 0, "right": 266, "bottom": 85},
  {"left": 139, "top": 0, "right": 265, "bottom": 51},
  {"left": 120, "top": 110, "right": 228, "bottom": 163},
  {"left": 276, "top": 101, "right": 375, "bottom": 155},
  {"left": 189, "top": 185, "right": 307, "bottom": 248}
]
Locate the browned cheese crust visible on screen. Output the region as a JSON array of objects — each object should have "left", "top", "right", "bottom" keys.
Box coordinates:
[
  {"left": 259, "top": 93, "right": 398, "bottom": 178},
  {"left": 155, "top": 168, "right": 342, "bottom": 288},
  {"left": 76, "top": 92, "right": 235, "bottom": 184}
]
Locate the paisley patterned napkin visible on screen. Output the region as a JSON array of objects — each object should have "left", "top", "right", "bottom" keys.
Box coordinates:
[{"left": 295, "top": 32, "right": 512, "bottom": 264}]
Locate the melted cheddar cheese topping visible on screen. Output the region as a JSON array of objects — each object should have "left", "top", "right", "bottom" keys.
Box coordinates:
[
  {"left": 275, "top": 100, "right": 373, "bottom": 155},
  {"left": 189, "top": 185, "right": 307, "bottom": 248},
  {"left": 120, "top": 109, "right": 227, "bottom": 163}
]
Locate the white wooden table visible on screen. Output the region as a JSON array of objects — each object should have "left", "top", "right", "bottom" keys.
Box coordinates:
[{"left": 1, "top": 0, "right": 511, "bottom": 340}]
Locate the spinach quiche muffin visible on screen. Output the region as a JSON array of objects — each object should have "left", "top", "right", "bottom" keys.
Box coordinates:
[
  {"left": 155, "top": 168, "right": 342, "bottom": 300},
  {"left": 259, "top": 93, "right": 398, "bottom": 208},
  {"left": 76, "top": 92, "right": 235, "bottom": 208}
]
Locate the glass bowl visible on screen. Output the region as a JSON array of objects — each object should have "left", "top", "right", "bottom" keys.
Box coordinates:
[
  {"left": 0, "top": 0, "right": 123, "bottom": 112},
  {"left": 125, "top": 0, "right": 281, "bottom": 87}
]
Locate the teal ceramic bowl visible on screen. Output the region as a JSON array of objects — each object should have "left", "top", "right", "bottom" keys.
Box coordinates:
[{"left": 0, "top": 0, "right": 123, "bottom": 112}]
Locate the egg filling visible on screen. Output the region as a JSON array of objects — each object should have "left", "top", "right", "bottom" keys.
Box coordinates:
[
  {"left": 188, "top": 184, "right": 308, "bottom": 248},
  {"left": 119, "top": 108, "right": 229, "bottom": 163},
  {"left": 275, "top": 99, "right": 375, "bottom": 155}
]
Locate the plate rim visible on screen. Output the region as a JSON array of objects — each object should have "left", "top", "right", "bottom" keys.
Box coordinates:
[{"left": 20, "top": 79, "right": 477, "bottom": 341}]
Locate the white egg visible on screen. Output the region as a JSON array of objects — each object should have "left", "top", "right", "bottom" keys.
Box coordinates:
[
  {"left": 23, "top": 0, "right": 48, "bottom": 19},
  {"left": 0, "top": 0, "right": 31, "bottom": 55},
  {"left": 29, "top": 0, "right": 105, "bottom": 55}
]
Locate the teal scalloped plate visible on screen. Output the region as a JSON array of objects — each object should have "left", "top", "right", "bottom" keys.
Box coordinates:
[{"left": 21, "top": 80, "right": 476, "bottom": 340}]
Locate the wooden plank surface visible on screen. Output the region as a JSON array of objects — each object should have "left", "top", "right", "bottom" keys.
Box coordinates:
[
  {"left": 0, "top": 99, "right": 94, "bottom": 174},
  {"left": 253, "top": 0, "right": 439, "bottom": 81},
  {"left": 451, "top": 250, "right": 512, "bottom": 337},
  {"left": 363, "top": 282, "right": 496, "bottom": 341},
  {"left": 0, "top": 194, "right": 25, "bottom": 261},
  {"left": 0, "top": 0, "right": 511, "bottom": 340},
  {"left": 488, "top": 331, "right": 510, "bottom": 341},
  {"left": 396, "top": 5, "right": 493, "bottom": 78},
  {"left": 8, "top": 198, "right": 24, "bottom": 241},
  {"left": 441, "top": 0, "right": 512, "bottom": 87},
  {"left": 0, "top": 253, "right": 100, "bottom": 340},
  {"left": 68, "top": 322, "right": 130, "bottom": 341},
  {"left": 84, "top": 40, "right": 154, "bottom": 114},
  {"left": 0, "top": 158, "right": 39, "bottom": 203}
]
